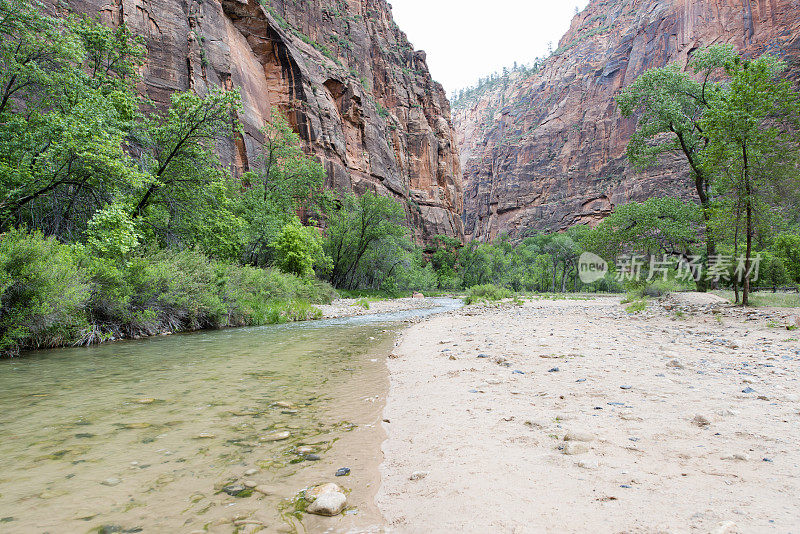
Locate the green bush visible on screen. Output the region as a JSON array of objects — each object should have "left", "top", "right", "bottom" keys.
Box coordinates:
[
  {"left": 464, "top": 284, "right": 513, "bottom": 304},
  {"left": 0, "top": 230, "right": 90, "bottom": 355},
  {"left": 0, "top": 231, "right": 337, "bottom": 355}
]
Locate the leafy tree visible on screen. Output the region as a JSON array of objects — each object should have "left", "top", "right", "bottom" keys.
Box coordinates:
[
  {"left": 617, "top": 60, "right": 718, "bottom": 288},
  {"left": 323, "top": 192, "right": 407, "bottom": 289},
  {"left": 238, "top": 110, "right": 326, "bottom": 266},
  {"left": 698, "top": 47, "right": 800, "bottom": 305},
  {"left": 0, "top": 1, "right": 146, "bottom": 236},
  {"left": 772, "top": 233, "right": 800, "bottom": 285},
  {"left": 272, "top": 218, "right": 329, "bottom": 277}
]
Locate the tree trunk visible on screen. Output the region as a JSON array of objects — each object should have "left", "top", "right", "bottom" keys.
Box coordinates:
[{"left": 742, "top": 144, "right": 752, "bottom": 307}]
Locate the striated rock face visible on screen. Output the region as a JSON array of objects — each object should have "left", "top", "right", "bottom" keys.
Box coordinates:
[
  {"left": 455, "top": 0, "right": 800, "bottom": 242},
  {"left": 46, "top": 0, "right": 463, "bottom": 241}
]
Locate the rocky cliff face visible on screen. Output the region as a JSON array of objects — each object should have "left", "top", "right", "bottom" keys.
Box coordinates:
[
  {"left": 455, "top": 0, "right": 800, "bottom": 242},
  {"left": 47, "top": 0, "right": 463, "bottom": 241}
]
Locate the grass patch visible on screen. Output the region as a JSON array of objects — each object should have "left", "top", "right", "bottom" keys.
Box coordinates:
[{"left": 625, "top": 299, "right": 648, "bottom": 313}]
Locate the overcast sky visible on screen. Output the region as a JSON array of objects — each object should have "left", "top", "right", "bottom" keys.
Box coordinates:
[{"left": 389, "top": 0, "right": 591, "bottom": 95}]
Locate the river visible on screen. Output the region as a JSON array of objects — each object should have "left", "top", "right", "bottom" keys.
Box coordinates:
[{"left": 0, "top": 298, "right": 462, "bottom": 533}]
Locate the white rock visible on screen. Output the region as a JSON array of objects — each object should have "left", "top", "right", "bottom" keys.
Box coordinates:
[
  {"left": 306, "top": 491, "right": 346, "bottom": 516},
  {"left": 305, "top": 483, "right": 342, "bottom": 502},
  {"left": 243, "top": 480, "right": 257, "bottom": 489},
  {"left": 101, "top": 477, "right": 120, "bottom": 487},
  {"left": 244, "top": 468, "right": 259, "bottom": 476},
  {"left": 259, "top": 431, "right": 291, "bottom": 442}
]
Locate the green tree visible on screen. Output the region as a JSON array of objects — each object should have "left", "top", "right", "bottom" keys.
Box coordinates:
[
  {"left": 699, "top": 47, "right": 800, "bottom": 305},
  {"left": 617, "top": 57, "right": 721, "bottom": 289},
  {"left": 323, "top": 192, "right": 407, "bottom": 289},
  {"left": 0, "top": 1, "right": 146, "bottom": 235},
  {"left": 239, "top": 110, "right": 326, "bottom": 266},
  {"left": 272, "top": 218, "right": 329, "bottom": 277}
]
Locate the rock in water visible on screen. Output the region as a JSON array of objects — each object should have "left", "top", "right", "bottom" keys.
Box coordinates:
[
  {"left": 305, "top": 483, "right": 342, "bottom": 502},
  {"left": 259, "top": 431, "right": 291, "bottom": 442},
  {"left": 306, "top": 491, "right": 347, "bottom": 516},
  {"left": 222, "top": 484, "right": 247, "bottom": 496},
  {"left": 335, "top": 467, "right": 351, "bottom": 477},
  {"left": 100, "top": 478, "right": 120, "bottom": 487}
]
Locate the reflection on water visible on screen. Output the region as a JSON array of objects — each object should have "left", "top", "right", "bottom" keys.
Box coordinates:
[{"left": 0, "top": 299, "right": 462, "bottom": 533}]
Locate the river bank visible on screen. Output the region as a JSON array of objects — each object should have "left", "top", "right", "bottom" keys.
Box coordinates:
[{"left": 377, "top": 296, "right": 800, "bottom": 533}]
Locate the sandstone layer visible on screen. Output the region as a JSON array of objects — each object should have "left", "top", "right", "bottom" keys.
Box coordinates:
[
  {"left": 47, "top": 0, "right": 463, "bottom": 240},
  {"left": 454, "top": 0, "right": 800, "bottom": 241}
]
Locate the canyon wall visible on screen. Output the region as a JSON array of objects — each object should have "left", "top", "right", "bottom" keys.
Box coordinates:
[
  {"left": 454, "top": 0, "right": 800, "bottom": 241},
  {"left": 47, "top": 0, "right": 463, "bottom": 241}
]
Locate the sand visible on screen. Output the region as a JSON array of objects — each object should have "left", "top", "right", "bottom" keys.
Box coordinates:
[{"left": 376, "top": 296, "right": 800, "bottom": 533}]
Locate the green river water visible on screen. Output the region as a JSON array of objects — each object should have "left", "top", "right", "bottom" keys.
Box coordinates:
[{"left": 0, "top": 299, "right": 461, "bottom": 533}]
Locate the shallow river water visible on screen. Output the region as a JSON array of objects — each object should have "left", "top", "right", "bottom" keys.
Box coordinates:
[{"left": 0, "top": 299, "right": 462, "bottom": 534}]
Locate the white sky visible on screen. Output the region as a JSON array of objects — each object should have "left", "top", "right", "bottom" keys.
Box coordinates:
[{"left": 389, "top": 0, "right": 591, "bottom": 95}]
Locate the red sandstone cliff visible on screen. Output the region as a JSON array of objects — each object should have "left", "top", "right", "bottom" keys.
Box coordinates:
[
  {"left": 46, "top": 0, "right": 463, "bottom": 241},
  {"left": 455, "top": 0, "right": 800, "bottom": 241}
]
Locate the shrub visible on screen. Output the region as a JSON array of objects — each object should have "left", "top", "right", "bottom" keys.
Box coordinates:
[
  {"left": 464, "top": 284, "right": 513, "bottom": 304},
  {"left": 0, "top": 230, "right": 90, "bottom": 355}
]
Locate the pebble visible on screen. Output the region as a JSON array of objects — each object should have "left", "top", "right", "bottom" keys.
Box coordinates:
[
  {"left": 222, "top": 484, "right": 247, "bottom": 496},
  {"left": 477, "top": 354, "right": 489, "bottom": 358},
  {"left": 666, "top": 360, "right": 684, "bottom": 369},
  {"left": 253, "top": 485, "right": 273, "bottom": 495},
  {"left": 242, "top": 480, "right": 257, "bottom": 489},
  {"left": 244, "top": 468, "right": 259, "bottom": 476},
  {"left": 449, "top": 355, "right": 457, "bottom": 360},
  {"left": 305, "top": 454, "right": 321, "bottom": 461},
  {"left": 307, "top": 491, "right": 347, "bottom": 516},
  {"left": 692, "top": 414, "right": 711, "bottom": 427},
  {"left": 548, "top": 367, "right": 560, "bottom": 373},
  {"left": 620, "top": 385, "right": 632, "bottom": 390},
  {"left": 335, "top": 467, "right": 351, "bottom": 477},
  {"left": 741, "top": 387, "right": 756, "bottom": 394},
  {"left": 100, "top": 478, "right": 120, "bottom": 487},
  {"left": 409, "top": 471, "right": 429, "bottom": 480},
  {"left": 296, "top": 446, "right": 315, "bottom": 455},
  {"left": 259, "top": 431, "right": 291, "bottom": 442},
  {"left": 194, "top": 432, "right": 215, "bottom": 439},
  {"left": 563, "top": 442, "right": 589, "bottom": 455}
]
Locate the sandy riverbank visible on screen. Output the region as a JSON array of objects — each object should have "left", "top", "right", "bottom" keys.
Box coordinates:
[{"left": 376, "top": 295, "right": 800, "bottom": 533}]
